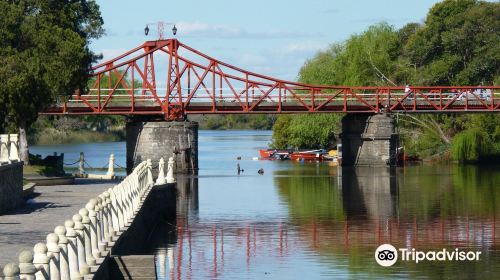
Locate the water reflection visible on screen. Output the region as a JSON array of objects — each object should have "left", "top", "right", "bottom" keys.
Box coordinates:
[
  {"left": 176, "top": 176, "right": 199, "bottom": 218},
  {"left": 151, "top": 164, "right": 500, "bottom": 279},
  {"left": 340, "top": 166, "right": 398, "bottom": 220},
  {"left": 29, "top": 132, "right": 500, "bottom": 278},
  {"left": 275, "top": 164, "right": 500, "bottom": 279}
]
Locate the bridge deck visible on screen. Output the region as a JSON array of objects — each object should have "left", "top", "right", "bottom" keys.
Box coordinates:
[{"left": 44, "top": 93, "right": 500, "bottom": 115}]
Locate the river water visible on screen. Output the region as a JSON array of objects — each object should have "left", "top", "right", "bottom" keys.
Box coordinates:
[{"left": 31, "top": 130, "right": 500, "bottom": 279}]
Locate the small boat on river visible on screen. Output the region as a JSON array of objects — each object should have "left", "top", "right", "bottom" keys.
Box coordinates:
[
  {"left": 290, "top": 150, "right": 326, "bottom": 161},
  {"left": 259, "top": 149, "right": 291, "bottom": 160},
  {"left": 259, "top": 148, "right": 340, "bottom": 162}
]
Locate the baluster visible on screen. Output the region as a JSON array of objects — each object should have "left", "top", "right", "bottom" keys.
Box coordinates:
[
  {"left": 3, "top": 263, "right": 20, "bottom": 280},
  {"left": 8, "top": 134, "right": 19, "bottom": 162},
  {"left": 64, "top": 220, "right": 81, "bottom": 280},
  {"left": 124, "top": 181, "right": 131, "bottom": 222},
  {"left": 78, "top": 208, "right": 96, "bottom": 267},
  {"left": 94, "top": 197, "right": 107, "bottom": 252},
  {"left": 130, "top": 173, "right": 138, "bottom": 213},
  {"left": 72, "top": 214, "right": 89, "bottom": 277},
  {"left": 109, "top": 186, "right": 122, "bottom": 231},
  {"left": 103, "top": 192, "right": 116, "bottom": 242},
  {"left": 85, "top": 200, "right": 101, "bottom": 261},
  {"left": 147, "top": 159, "right": 154, "bottom": 186},
  {"left": 156, "top": 158, "right": 166, "bottom": 185},
  {"left": 33, "top": 244, "right": 49, "bottom": 280},
  {"left": 46, "top": 234, "right": 60, "bottom": 280},
  {"left": 98, "top": 195, "right": 108, "bottom": 244},
  {"left": 166, "top": 157, "right": 176, "bottom": 183},
  {"left": 18, "top": 250, "right": 36, "bottom": 279},
  {"left": 113, "top": 185, "right": 124, "bottom": 230},
  {"left": 55, "top": 226, "right": 70, "bottom": 280},
  {"left": 0, "top": 134, "right": 10, "bottom": 164}
]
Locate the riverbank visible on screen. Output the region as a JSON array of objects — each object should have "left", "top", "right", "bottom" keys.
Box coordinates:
[
  {"left": 26, "top": 114, "right": 274, "bottom": 145},
  {"left": 28, "top": 127, "right": 125, "bottom": 145}
]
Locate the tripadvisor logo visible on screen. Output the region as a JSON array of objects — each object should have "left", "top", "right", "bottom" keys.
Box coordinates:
[
  {"left": 375, "top": 244, "right": 398, "bottom": 267},
  {"left": 375, "top": 244, "right": 482, "bottom": 267}
]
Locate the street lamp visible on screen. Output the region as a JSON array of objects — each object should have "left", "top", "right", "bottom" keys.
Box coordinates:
[{"left": 144, "top": 22, "right": 177, "bottom": 39}]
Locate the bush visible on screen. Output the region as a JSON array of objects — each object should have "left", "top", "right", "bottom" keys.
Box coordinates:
[{"left": 271, "top": 114, "right": 341, "bottom": 149}]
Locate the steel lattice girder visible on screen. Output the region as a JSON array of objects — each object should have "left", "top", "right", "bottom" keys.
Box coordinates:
[{"left": 42, "top": 39, "right": 500, "bottom": 120}]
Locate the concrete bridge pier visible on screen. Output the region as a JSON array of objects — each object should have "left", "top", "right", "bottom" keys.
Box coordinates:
[
  {"left": 126, "top": 119, "right": 198, "bottom": 175},
  {"left": 341, "top": 114, "right": 398, "bottom": 166}
]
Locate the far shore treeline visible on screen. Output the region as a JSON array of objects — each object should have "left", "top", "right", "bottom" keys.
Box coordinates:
[{"left": 1, "top": 0, "right": 498, "bottom": 164}]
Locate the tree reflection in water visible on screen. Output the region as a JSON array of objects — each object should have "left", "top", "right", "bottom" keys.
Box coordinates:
[
  {"left": 275, "top": 164, "right": 500, "bottom": 279},
  {"left": 151, "top": 164, "right": 500, "bottom": 279}
]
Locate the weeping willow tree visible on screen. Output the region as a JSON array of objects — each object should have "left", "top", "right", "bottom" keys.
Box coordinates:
[{"left": 451, "top": 129, "right": 492, "bottom": 162}]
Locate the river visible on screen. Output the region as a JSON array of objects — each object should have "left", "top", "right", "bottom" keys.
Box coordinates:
[{"left": 31, "top": 130, "right": 500, "bottom": 279}]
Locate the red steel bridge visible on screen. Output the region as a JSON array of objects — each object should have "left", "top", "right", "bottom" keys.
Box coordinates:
[{"left": 43, "top": 39, "right": 500, "bottom": 120}]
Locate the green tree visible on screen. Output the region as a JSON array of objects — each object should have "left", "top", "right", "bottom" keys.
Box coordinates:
[
  {"left": 271, "top": 114, "right": 340, "bottom": 149},
  {"left": 272, "top": 23, "right": 400, "bottom": 149},
  {"left": 399, "top": 0, "right": 500, "bottom": 159},
  {"left": 0, "top": 0, "right": 104, "bottom": 164},
  {"left": 273, "top": 1, "right": 500, "bottom": 160},
  {"left": 404, "top": 0, "right": 500, "bottom": 85}
]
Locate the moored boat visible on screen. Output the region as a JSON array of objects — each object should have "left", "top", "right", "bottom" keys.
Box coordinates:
[
  {"left": 290, "top": 150, "right": 326, "bottom": 161},
  {"left": 259, "top": 149, "right": 291, "bottom": 159},
  {"left": 259, "top": 149, "right": 274, "bottom": 158}
]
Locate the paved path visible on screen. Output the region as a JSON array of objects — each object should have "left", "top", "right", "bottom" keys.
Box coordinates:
[{"left": 0, "top": 179, "right": 116, "bottom": 266}]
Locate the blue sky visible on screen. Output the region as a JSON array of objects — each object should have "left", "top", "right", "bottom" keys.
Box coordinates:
[{"left": 92, "top": 0, "right": 442, "bottom": 81}]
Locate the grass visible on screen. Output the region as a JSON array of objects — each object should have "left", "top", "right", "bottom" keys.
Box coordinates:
[
  {"left": 23, "top": 164, "right": 45, "bottom": 175},
  {"left": 24, "top": 164, "right": 65, "bottom": 177}
]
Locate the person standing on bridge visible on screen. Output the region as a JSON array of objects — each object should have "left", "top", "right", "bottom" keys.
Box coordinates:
[{"left": 405, "top": 85, "right": 412, "bottom": 100}]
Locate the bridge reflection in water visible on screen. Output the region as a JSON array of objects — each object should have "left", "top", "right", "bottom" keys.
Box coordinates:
[{"left": 143, "top": 165, "right": 500, "bottom": 279}]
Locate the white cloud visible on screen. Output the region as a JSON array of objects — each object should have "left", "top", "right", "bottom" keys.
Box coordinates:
[
  {"left": 173, "top": 21, "right": 319, "bottom": 39},
  {"left": 177, "top": 22, "right": 240, "bottom": 36},
  {"left": 283, "top": 41, "right": 327, "bottom": 54}
]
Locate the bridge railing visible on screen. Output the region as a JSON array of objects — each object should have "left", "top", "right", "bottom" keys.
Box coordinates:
[
  {"left": 0, "top": 157, "right": 176, "bottom": 279},
  {"left": 55, "top": 85, "right": 500, "bottom": 115}
]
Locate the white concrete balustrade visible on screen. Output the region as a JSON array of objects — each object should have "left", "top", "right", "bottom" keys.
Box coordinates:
[
  {"left": 0, "top": 134, "right": 20, "bottom": 165},
  {"left": 0, "top": 158, "right": 176, "bottom": 279}
]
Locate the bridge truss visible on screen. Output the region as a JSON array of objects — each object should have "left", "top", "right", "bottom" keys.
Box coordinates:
[{"left": 42, "top": 39, "right": 500, "bottom": 120}]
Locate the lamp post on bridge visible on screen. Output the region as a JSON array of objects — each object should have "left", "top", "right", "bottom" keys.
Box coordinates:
[{"left": 145, "top": 21, "right": 177, "bottom": 40}]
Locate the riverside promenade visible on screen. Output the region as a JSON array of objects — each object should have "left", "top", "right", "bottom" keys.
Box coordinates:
[{"left": 0, "top": 179, "right": 115, "bottom": 266}]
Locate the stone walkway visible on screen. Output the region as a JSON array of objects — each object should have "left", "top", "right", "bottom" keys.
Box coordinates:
[{"left": 0, "top": 179, "right": 116, "bottom": 266}]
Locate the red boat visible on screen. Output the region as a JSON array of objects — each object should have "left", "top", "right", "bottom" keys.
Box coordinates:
[
  {"left": 259, "top": 149, "right": 274, "bottom": 158},
  {"left": 259, "top": 149, "right": 291, "bottom": 159},
  {"left": 290, "top": 150, "right": 326, "bottom": 161}
]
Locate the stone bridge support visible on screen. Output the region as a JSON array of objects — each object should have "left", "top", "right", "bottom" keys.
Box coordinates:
[
  {"left": 126, "top": 119, "right": 198, "bottom": 175},
  {"left": 341, "top": 114, "right": 398, "bottom": 166}
]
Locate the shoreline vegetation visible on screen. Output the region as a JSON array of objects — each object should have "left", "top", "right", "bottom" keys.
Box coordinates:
[
  {"left": 29, "top": 128, "right": 125, "bottom": 145},
  {"left": 270, "top": 0, "right": 500, "bottom": 164},
  {"left": 28, "top": 114, "right": 275, "bottom": 145}
]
